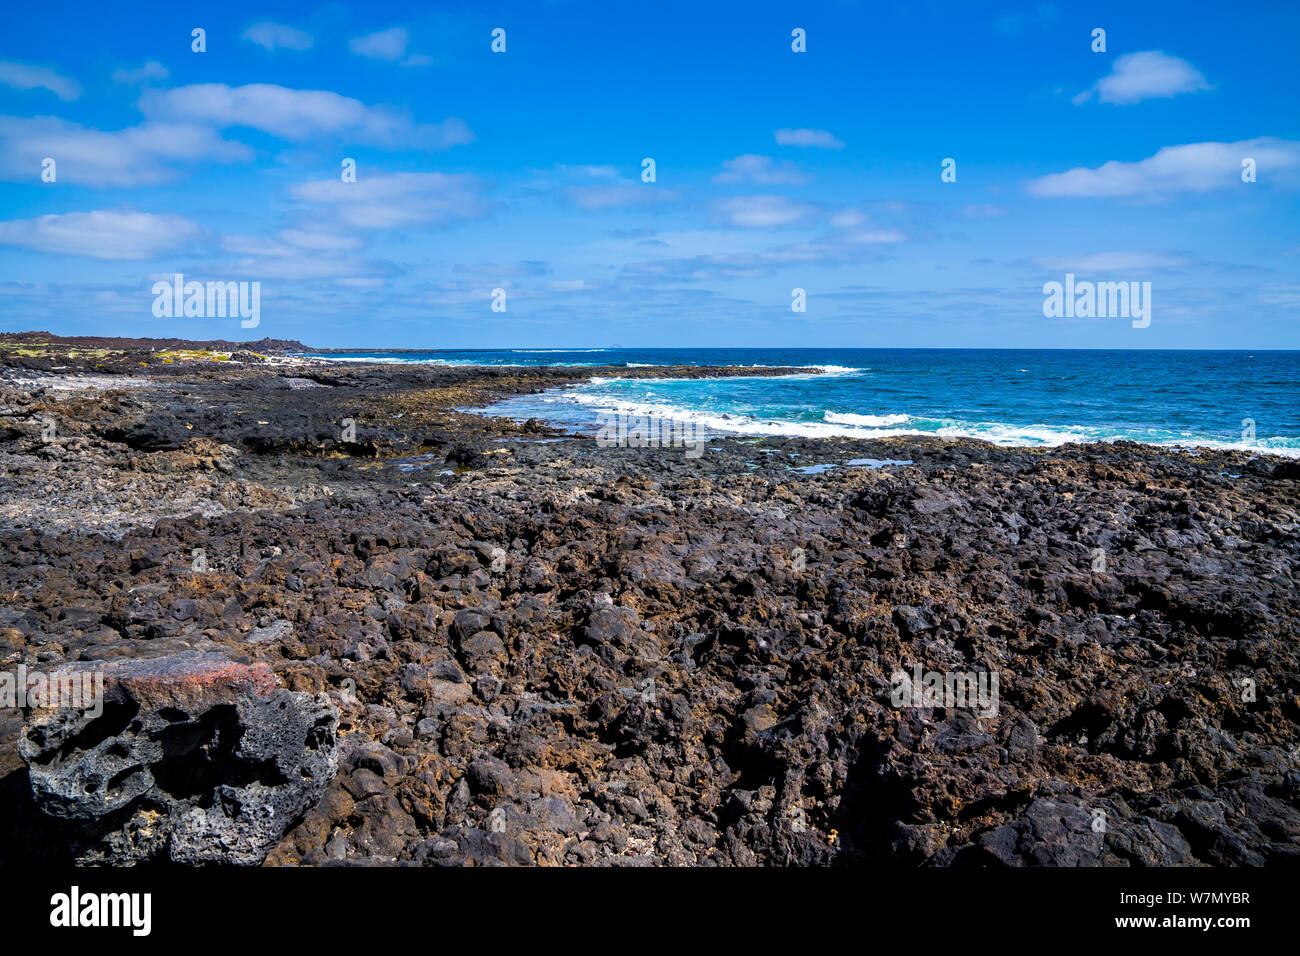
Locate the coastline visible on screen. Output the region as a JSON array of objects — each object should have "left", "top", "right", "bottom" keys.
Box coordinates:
[{"left": 1, "top": 338, "right": 1298, "bottom": 866}]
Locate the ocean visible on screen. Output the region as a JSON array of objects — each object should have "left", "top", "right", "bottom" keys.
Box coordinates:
[{"left": 307, "top": 348, "right": 1300, "bottom": 456}]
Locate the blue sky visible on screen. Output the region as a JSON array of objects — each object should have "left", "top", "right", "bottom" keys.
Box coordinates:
[{"left": 0, "top": 0, "right": 1296, "bottom": 348}]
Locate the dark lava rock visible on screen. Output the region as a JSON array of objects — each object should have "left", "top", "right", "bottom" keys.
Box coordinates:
[
  {"left": 954, "top": 798, "right": 1194, "bottom": 867},
  {"left": 99, "top": 413, "right": 189, "bottom": 452},
  {"left": 18, "top": 651, "right": 338, "bottom": 865},
  {"left": 467, "top": 756, "right": 516, "bottom": 796},
  {"left": 892, "top": 605, "right": 936, "bottom": 637},
  {"left": 583, "top": 605, "right": 659, "bottom": 658},
  {"left": 450, "top": 609, "right": 492, "bottom": 644}
]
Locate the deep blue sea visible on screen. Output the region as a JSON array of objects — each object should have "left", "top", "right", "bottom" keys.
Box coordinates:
[{"left": 309, "top": 349, "right": 1300, "bottom": 456}]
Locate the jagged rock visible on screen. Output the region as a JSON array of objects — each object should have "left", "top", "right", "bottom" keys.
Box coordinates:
[
  {"left": 892, "top": 605, "right": 936, "bottom": 637},
  {"left": 949, "top": 798, "right": 1195, "bottom": 867},
  {"left": 18, "top": 651, "right": 338, "bottom": 865}
]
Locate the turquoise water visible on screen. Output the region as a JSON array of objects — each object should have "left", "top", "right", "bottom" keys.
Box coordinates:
[{"left": 311, "top": 348, "right": 1300, "bottom": 455}]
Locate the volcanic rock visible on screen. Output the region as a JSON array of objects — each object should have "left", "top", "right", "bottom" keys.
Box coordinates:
[{"left": 18, "top": 651, "right": 338, "bottom": 865}]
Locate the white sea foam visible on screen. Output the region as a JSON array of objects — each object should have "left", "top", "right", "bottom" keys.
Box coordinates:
[
  {"left": 543, "top": 389, "right": 1300, "bottom": 455},
  {"left": 825, "top": 411, "right": 909, "bottom": 427},
  {"left": 565, "top": 392, "right": 909, "bottom": 439}
]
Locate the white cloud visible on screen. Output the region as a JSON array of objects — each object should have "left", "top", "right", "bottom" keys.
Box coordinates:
[
  {"left": 620, "top": 232, "right": 900, "bottom": 282},
  {"left": 0, "top": 210, "right": 199, "bottom": 260},
  {"left": 0, "top": 115, "right": 251, "bottom": 186},
  {"left": 350, "top": 27, "right": 410, "bottom": 61},
  {"left": 1073, "top": 51, "right": 1210, "bottom": 106},
  {"left": 1257, "top": 283, "right": 1300, "bottom": 307},
  {"left": 713, "top": 154, "right": 809, "bottom": 185},
  {"left": 621, "top": 251, "right": 805, "bottom": 282},
  {"left": 454, "top": 261, "right": 549, "bottom": 276},
  {"left": 825, "top": 207, "right": 906, "bottom": 242},
  {"left": 276, "top": 228, "right": 363, "bottom": 252},
  {"left": 291, "top": 172, "right": 493, "bottom": 229},
  {"left": 565, "top": 183, "right": 676, "bottom": 210},
  {"left": 242, "top": 22, "right": 315, "bottom": 52},
  {"left": 557, "top": 164, "right": 621, "bottom": 179},
  {"left": 414, "top": 282, "right": 538, "bottom": 307},
  {"left": 521, "top": 164, "right": 675, "bottom": 210},
  {"left": 829, "top": 208, "right": 869, "bottom": 229},
  {"left": 840, "top": 228, "right": 906, "bottom": 244},
  {"left": 0, "top": 59, "right": 81, "bottom": 101},
  {"left": 217, "top": 230, "right": 389, "bottom": 280},
  {"left": 713, "top": 195, "right": 819, "bottom": 228},
  {"left": 961, "top": 203, "right": 1007, "bottom": 217},
  {"left": 621, "top": 213, "right": 908, "bottom": 282},
  {"left": 1025, "top": 137, "right": 1300, "bottom": 197},
  {"left": 111, "top": 61, "right": 169, "bottom": 85},
  {"left": 222, "top": 250, "right": 398, "bottom": 282},
  {"left": 1033, "top": 251, "right": 1189, "bottom": 271},
  {"left": 774, "top": 128, "right": 844, "bottom": 149},
  {"left": 219, "top": 235, "right": 292, "bottom": 257},
  {"left": 140, "top": 84, "right": 473, "bottom": 150}
]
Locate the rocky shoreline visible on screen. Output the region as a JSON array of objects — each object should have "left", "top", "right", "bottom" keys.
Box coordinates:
[{"left": 1, "top": 350, "right": 1297, "bottom": 866}]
